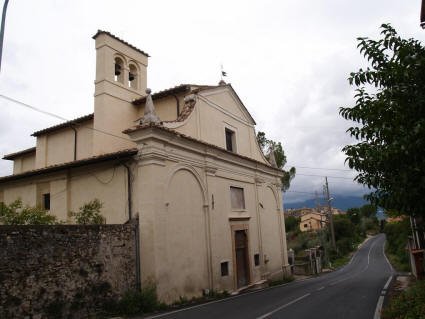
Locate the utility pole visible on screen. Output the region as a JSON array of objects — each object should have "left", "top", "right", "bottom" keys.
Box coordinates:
[
  {"left": 325, "top": 177, "right": 336, "bottom": 251},
  {"left": 0, "top": 0, "right": 9, "bottom": 72}
]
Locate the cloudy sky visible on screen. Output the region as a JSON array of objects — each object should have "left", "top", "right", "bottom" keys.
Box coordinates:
[{"left": 0, "top": 0, "right": 423, "bottom": 204}]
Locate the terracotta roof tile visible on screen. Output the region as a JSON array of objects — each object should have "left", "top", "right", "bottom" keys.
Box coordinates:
[
  {"left": 3, "top": 147, "right": 36, "bottom": 160},
  {"left": 31, "top": 114, "right": 94, "bottom": 137},
  {"left": 92, "top": 30, "right": 150, "bottom": 57},
  {"left": 0, "top": 148, "right": 137, "bottom": 184},
  {"left": 132, "top": 84, "right": 191, "bottom": 105}
]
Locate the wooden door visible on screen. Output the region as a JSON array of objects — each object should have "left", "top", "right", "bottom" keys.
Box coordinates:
[{"left": 235, "top": 230, "right": 250, "bottom": 288}]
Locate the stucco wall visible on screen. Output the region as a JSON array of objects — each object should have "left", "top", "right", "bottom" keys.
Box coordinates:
[
  {"left": 136, "top": 95, "right": 183, "bottom": 123},
  {"left": 0, "top": 162, "right": 129, "bottom": 224},
  {"left": 130, "top": 127, "right": 288, "bottom": 302},
  {"left": 173, "top": 88, "right": 268, "bottom": 164},
  {"left": 0, "top": 223, "right": 138, "bottom": 319},
  {"left": 93, "top": 94, "right": 138, "bottom": 155}
]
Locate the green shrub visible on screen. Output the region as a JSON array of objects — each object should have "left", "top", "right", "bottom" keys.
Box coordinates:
[
  {"left": 70, "top": 199, "right": 105, "bottom": 225},
  {"left": 0, "top": 199, "right": 58, "bottom": 225},
  {"left": 381, "top": 280, "right": 425, "bottom": 319},
  {"left": 269, "top": 275, "right": 295, "bottom": 286},
  {"left": 102, "top": 281, "right": 160, "bottom": 316},
  {"left": 383, "top": 218, "right": 410, "bottom": 271}
]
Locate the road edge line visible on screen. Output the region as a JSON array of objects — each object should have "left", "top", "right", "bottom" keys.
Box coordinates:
[{"left": 373, "top": 275, "right": 392, "bottom": 319}]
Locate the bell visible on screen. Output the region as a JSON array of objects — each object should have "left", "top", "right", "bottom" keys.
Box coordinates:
[
  {"left": 115, "top": 63, "right": 121, "bottom": 76},
  {"left": 129, "top": 72, "right": 135, "bottom": 81}
]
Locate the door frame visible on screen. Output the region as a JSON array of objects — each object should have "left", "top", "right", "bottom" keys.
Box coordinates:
[{"left": 231, "top": 224, "right": 252, "bottom": 289}]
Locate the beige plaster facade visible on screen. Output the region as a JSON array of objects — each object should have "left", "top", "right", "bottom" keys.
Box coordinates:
[
  {"left": 0, "top": 31, "right": 289, "bottom": 302},
  {"left": 300, "top": 212, "right": 327, "bottom": 232}
]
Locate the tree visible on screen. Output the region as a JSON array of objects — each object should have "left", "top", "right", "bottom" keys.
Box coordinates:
[
  {"left": 346, "top": 207, "right": 361, "bottom": 224},
  {"left": 360, "top": 203, "right": 377, "bottom": 218},
  {"left": 340, "top": 24, "right": 425, "bottom": 218},
  {"left": 70, "top": 199, "right": 105, "bottom": 225},
  {"left": 0, "top": 199, "right": 58, "bottom": 225},
  {"left": 285, "top": 215, "right": 300, "bottom": 233},
  {"left": 256, "top": 131, "right": 296, "bottom": 191}
]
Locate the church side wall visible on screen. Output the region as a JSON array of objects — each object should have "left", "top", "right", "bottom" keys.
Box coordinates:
[{"left": 0, "top": 161, "right": 129, "bottom": 224}]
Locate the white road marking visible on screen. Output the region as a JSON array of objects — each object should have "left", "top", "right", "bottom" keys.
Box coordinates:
[
  {"left": 373, "top": 276, "right": 392, "bottom": 319},
  {"left": 256, "top": 293, "right": 311, "bottom": 319},
  {"left": 383, "top": 275, "right": 392, "bottom": 290},
  {"left": 316, "top": 286, "right": 325, "bottom": 291},
  {"left": 382, "top": 240, "right": 395, "bottom": 273}
]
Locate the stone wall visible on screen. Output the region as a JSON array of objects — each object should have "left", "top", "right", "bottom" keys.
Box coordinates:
[{"left": 0, "top": 222, "right": 138, "bottom": 318}]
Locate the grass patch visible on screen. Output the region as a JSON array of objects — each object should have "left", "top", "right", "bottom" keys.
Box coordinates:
[
  {"left": 330, "top": 254, "right": 350, "bottom": 268},
  {"left": 381, "top": 280, "right": 425, "bottom": 319},
  {"left": 99, "top": 283, "right": 230, "bottom": 318},
  {"left": 385, "top": 243, "right": 410, "bottom": 272},
  {"left": 171, "top": 290, "right": 230, "bottom": 307},
  {"left": 268, "top": 275, "right": 295, "bottom": 287}
]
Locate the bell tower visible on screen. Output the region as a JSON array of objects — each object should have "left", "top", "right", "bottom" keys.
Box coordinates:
[{"left": 92, "top": 30, "right": 149, "bottom": 155}]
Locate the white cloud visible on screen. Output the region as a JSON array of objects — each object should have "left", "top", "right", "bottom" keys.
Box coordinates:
[{"left": 0, "top": 0, "right": 422, "bottom": 202}]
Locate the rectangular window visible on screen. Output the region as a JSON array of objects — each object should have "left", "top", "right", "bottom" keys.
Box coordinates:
[
  {"left": 230, "top": 186, "right": 245, "bottom": 210},
  {"left": 225, "top": 129, "right": 234, "bottom": 151},
  {"left": 254, "top": 253, "right": 260, "bottom": 266},
  {"left": 221, "top": 261, "right": 229, "bottom": 276},
  {"left": 43, "top": 193, "right": 50, "bottom": 210}
]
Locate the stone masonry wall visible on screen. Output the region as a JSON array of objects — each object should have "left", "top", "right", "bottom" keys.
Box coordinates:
[{"left": 0, "top": 223, "right": 138, "bottom": 318}]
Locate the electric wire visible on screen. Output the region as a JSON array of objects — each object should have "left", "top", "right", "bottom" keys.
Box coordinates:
[
  {"left": 0, "top": 94, "right": 133, "bottom": 143},
  {"left": 1, "top": 94, "right": 357, "bottom": 180}
]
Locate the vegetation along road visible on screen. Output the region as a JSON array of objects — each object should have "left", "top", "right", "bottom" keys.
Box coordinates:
[{"left": 146, "top": 234, "right": 393, "bottom": 319}]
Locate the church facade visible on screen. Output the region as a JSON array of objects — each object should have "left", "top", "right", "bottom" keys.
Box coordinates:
[{"left": 0, "top": 31, "right": 289, "bottom": 302}]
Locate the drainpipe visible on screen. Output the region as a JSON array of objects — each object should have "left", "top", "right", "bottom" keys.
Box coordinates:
[
  {"left": 122, "top": 163, "right": 132, "bottom": 220},
  {"left": 172, "top": 94, "right": 180, "bottom": 117},
  {"left": 70, "top": 125, "right": 77, "bottom": 161},
  {"left": 122, "top": 162, "right": 141, "bottom": 290}
]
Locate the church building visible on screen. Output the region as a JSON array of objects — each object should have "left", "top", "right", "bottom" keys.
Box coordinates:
[{"left": 0, "top": 31, "right": 290, "bottom": 302}]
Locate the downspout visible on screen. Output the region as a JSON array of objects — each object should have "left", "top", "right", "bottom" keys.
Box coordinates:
[
  {"left": 122, "top": 161, "right": 141, "bottom": 291},
  {"left": 172, "top": 94, "right": 180, "bottom": 117},
  {"left": 122, "top": 163, "right": 132, "bottom": 220},
  {"left": 70, "top": 125, "right": 77, "bottom": 161}
]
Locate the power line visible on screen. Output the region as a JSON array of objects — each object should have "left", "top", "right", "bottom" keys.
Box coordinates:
[
  {"left": 295, "top": 173, "right": 354, "bottom": 180},
  {"left": 0, "top": 94, "right": 133, "bottom": 142},
  {"left": 285, "top": 164, "right": 352, "bottom": 172},
  {"left": 0, "top": 94, "right": 361, "bottom": 183}
]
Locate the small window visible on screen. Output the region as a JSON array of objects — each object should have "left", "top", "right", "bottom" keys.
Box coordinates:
[
  {"left": 221, "top": 261, "right": 229, "bottom": 276},
  {"left": 230, "top": 186, "right": 245, "bottom": 210},
  {"left": 225, "top": 128, "right": 236, "bottom": 152},
  {"left": 254, "top": 253, "right": 260, "bottom": 266},
  {"left": 304, "top": 224, "right": 308, "bottom": 228},
  {"left": 43, "top": 193, "right": 50, "bottom": 210}
]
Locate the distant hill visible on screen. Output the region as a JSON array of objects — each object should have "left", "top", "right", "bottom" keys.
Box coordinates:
[{"left": 284, "top": 195, "right": 368, "bottom": 211}]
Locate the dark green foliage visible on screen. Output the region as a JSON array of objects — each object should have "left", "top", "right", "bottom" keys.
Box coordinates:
[
  {"left": 360, "top": 204, "right": 377, "bottom": 218},
  {"left": 0, "top": 199, "right": 58, "bottom": 225},
  {"left": 340, "top": 24, "right": 425, "bottom": 218},
  {"left": 268, "top": 275, "right": 295, "bottom": 286},
  {"left": 256, "top": 131, "right": 296, "bottom": 191},
  {"left": 382, "top": 280, "right": 425, "bottom": 318},
  {"left": 383, "top": 218, "right": 411, "bottom": 271},
  {"left": 347, "top": 207, "right": 361, "bottom": 224},
  {"left": 285, "top": 216, "right": 300, "bottom": 233},
  {"left": 70, "top": 199, "right": 105, "bottom": 225},
  {"left": 102, "top": 281, "right": 160, "bottom": 316}
]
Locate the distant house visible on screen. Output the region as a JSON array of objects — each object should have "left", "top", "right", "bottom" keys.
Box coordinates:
[
  {"left": 300, "top": 212, "right": 327, "bottom": 232},
  {"left": 0, "top": 31, "right": 290, "bottom": 302}
]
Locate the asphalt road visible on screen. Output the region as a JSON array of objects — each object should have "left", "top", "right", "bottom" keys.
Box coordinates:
[{"left": 146, "top": 234, "right": 393, "bottom": 319}]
